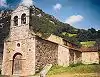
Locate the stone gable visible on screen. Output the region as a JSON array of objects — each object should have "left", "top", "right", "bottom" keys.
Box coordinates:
[{"left": 12, "top": 5, "right": 29, "bottom": 14}]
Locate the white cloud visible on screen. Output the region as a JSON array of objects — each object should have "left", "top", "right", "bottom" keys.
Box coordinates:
[
  {"left": 21, "top": 0, "right": 33, "bottom": 7},
  {"left": 0, "top": 0, "right": 7, "bottom": 7},
  {"left": 53, "top": 3, "right": 62, "bottom": 11},
  {"left": 65, "top": 15, "right": 84, "bottom": 25}
]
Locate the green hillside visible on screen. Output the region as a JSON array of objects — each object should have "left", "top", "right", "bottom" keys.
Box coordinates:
[
  {"left": 0, "top": 6, "right": 100, "bottom": 46},
  {"left": 29, "top": 6, "right": 100, "bottom": 45}
]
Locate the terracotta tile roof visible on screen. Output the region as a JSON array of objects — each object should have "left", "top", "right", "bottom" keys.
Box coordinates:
[{"left": 80, "top": 46, "right": 98, "bottom": 52}]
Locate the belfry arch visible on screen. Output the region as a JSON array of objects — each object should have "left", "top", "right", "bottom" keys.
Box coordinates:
[
  {"left": 21, "top": 13, "right": 26, "bottom": 24},
  {"left": 14, "top": 16, "right": 18, "bottom": 26}
]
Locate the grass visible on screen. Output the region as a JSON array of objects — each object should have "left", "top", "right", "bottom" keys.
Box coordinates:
[
  {"left": 80, "top": 41, "right": 96, "bottom": 47},
  {"left": 62, "top": 32, "right": 77, "bottom": 37},
  {"left": 48, "top": 73, "right": 100, "bottom": 77},
  {"left": 48, "top": 64, "right": 100, "bottom": 75}
]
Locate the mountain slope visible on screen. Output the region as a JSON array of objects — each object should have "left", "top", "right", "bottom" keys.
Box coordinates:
[
  {"left": 0, "top": 5, "right": 100, "bottom": 46},
  {"left": 29, "top": 6, "right": 79, "bottom": 44}
]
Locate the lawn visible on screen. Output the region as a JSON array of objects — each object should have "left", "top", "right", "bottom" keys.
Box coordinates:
[
  {"left": 48, "top": 73, "right": 100, "bottom": 77},
  {"left": 80, "top": 41, "right": 96, "bottom": 47},
  {"left": 62, "top": 32, "right": 77, "bottom": 37},
  {"left": 48, "top": 64, "right": 100, "bottom": 76}
]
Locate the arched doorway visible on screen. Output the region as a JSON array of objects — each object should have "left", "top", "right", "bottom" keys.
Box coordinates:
[{"left": 12, "top": 53, "right": 22, "bottom": 75}]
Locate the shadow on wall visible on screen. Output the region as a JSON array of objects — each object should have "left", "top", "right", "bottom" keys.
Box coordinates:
[
  {"left": 0, "top": 43, "right": 4, "bottom": 71},
  {"left": 69, "top": 49, "right": 82, "bottom": 65}
]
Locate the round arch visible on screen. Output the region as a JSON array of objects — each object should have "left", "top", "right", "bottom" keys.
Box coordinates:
[
  {"left": 21, "top": 13, "right": 26, "bottom": 24},
  {"left": 12, "top": 53, "right": 22, "bottom": 75},
  {"left": 14, "top": 16, "right": 18, "bottom": 26}
]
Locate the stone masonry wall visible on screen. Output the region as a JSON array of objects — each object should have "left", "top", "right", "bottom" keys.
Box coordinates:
[
  {"left": 69, "top": 49, "right": 74, "bottom": 64},
  {"left": 2, "top": 37, "right": 35, "bottom": 76},
  {"left": 74, "top": 51, "right": 82, "bottom": 64},
  {"left": 8, "top": 5, "right": 30, "bottom": 41},
  {"left": 35, "top": 37, "right": 58, "bottom": 72},
  {"left": 69, "top": 49, "right": 82, "bottom": 65},
  {"left": 58, "top": 45, "right": 70, "bottom": 67},
  {"left": 82, "top": 52, "right": 99, "bottom": 64}
]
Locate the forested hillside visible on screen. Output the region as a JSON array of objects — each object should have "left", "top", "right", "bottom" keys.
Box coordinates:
[
  {"left": 29, "top": 6, "right": 100, "bottom": 45},
  {"left": 0, "top": 6, "right": 100, "bottom": 46}
]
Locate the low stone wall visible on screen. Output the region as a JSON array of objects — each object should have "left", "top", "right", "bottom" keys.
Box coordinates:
[
  {"left": 35, "top": 37, "right": 58, "bottom": 72},
  {"left": 82, "top": 52, "right": 99, "bottom": 64}
]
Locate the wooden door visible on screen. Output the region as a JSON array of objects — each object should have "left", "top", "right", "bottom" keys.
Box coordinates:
[{"left": 13, "top": 53, "right": 22, "bottom": 75}]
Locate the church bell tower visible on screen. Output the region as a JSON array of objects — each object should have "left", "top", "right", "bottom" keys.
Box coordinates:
[{"left": 2, "top": 5, "right": 35, "bottom": 76}]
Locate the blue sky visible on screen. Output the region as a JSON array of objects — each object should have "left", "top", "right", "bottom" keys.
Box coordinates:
[{"left": 0, "top": 0, "right": 100, "bottom": 30}]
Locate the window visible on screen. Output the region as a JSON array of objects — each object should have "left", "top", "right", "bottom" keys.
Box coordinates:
[
  {"left": 14, "top": 16, "right": 18, "bottom": 26},
  {"left": 21, "top": 13, "right": 26, "bottom": 24},
  {"left": 17, "top": 43, "right": 20, "bottom": 47}
]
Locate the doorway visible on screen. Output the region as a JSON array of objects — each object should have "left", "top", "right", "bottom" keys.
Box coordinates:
[{"left": 12, "top": 53, "right": 22, "bottom": 75}]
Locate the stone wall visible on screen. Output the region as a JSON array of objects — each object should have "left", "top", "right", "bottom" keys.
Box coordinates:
[
  {"left": 82, "top": 52, "right": 99, "bottom": 64},
  {"left": 2, "top": 37, "right": 35, "bottom": 76},
  {"left": 74, "top": 51, "right": 82, "bottom": 64},
  {"left": 69, "top": 49, "right": 74, "bottom": 64},
  {"left": 8, "top": 5, "right": 30, "bottom": 41},
  {"left": 58, "top": 45, "right": 70, "bottom": 67},
  {"left": 47, "top": 34, "right": 64, "bottom": 45},
  {"left": 1, "top": 5, "right": 36, "bottom": 76},
  {"left": 69, "top": 49, "right": 82, "bottom": 64},
  {"left": 35, "top": 37, "right": 58, "bottom": 72}
]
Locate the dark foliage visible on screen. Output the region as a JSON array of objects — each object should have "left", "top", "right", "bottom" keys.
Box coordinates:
[
  {"left": 0, "top": 6, "right": 100, "bottom": 46},
  {"left": 0, "top": 10, "right": 11, "bottom": 44}
]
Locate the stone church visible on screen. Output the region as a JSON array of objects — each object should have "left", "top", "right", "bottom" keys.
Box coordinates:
[{"left": 1, "top": 5, "right": 100, "bottom": 76}]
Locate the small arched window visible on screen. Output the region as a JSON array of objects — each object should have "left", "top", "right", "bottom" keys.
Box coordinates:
[
  {"left": 21, "top": 13, "right": 26, "bottom": 24},
  {"left": 14, "top": 16, "right": 18, "bottom": 26}
]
